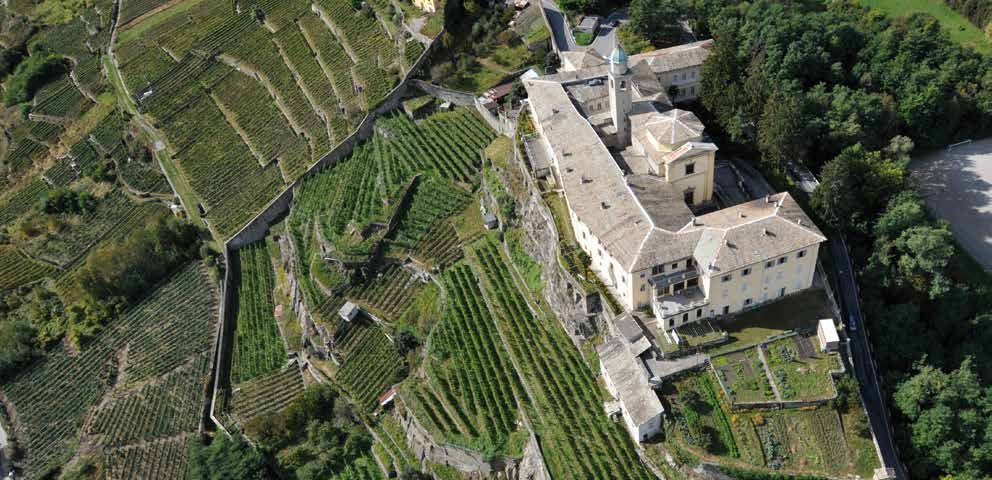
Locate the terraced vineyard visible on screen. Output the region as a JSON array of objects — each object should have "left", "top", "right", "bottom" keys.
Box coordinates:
[
  {"left": 405, "top": 263, "right": 527, "bottom": 454},
  {"left": 350, "top": 265, "right": 424, "bottom": 320},
  {"left": 0, "top": 247, "right": 55, "bottom": 291},
  {"left": 0, "top": 178, "right": 48, "bottom": 226},
  {"left": 373, "top": 415, "right": 419, "bottom": 476},
  {"left": 412, "top": 221, "right": 464, "bottom": 269},
  {"left": 102, "top": 437, "right": 191, "bottom": 480},
  {"left": 115, "top": 0, "right": 429, "bottom": 238},
  {"left": 469, "top": 238, "right": 655, "bottom": 479},
  {"left": 230, "top": 242, "right": 286, "bottom": 384},
  {"left": 333, "top": 317, "right": 403, "bottom": 411},
  {"left": 288, "top": 108, "right": 493, "bottom": 331},
  {"left": 88, "top": 354, "right": 210, "bottom": 447},
  {"left": 0, "top": 264, "right": 216, "bottom": 479},
  {"left": 230, "top": 365, "right": 306, "bottom": 422}
]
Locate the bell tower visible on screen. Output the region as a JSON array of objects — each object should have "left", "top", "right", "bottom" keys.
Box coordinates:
[{"left": 608, "top": 45, "right": 633, "bottom": 146}]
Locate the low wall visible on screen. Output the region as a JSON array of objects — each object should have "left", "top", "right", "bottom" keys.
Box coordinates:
[
  {"left": 399, "top": 405, "right": 547, "bottom": 479},
  {"left": 412, "top": 79, "right": 476, "bottom": 106}
]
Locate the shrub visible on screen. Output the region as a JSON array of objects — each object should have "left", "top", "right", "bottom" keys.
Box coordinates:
[
  {"left": 3, "top": 54, "right": 66, "bottom": 106},
  {"left": 41, "top": 188, "right": 96, "bottom": 215},
  {"left": 574, "top": 31, "right": 594, "bottom": 46}
]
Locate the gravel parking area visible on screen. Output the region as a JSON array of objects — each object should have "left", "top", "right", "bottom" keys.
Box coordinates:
[{"left": 912, "top": 138, "right": 992, "bottom": 272}]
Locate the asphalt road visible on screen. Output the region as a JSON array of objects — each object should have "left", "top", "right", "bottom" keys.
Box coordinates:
[{"left": 830, "top": 237, "right": 906, "bottom": 479}]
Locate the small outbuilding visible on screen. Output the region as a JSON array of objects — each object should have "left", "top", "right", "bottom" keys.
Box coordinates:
[
  {"left": 483, "top": 212, "right": 499, "bottom": 230},
  {"left": 817, "top": 318, "right": 840, "bottom": 352},
  {"left": 339, "top": 301, "right": 360, "bottom": 323},
  {"left": 575, "top": 15, "right": 600, "bottom": 36}
]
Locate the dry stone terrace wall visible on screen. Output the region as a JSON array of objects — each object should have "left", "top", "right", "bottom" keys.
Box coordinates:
[{"left": 399, "top": 405, "right": 548, "bottom": 479}]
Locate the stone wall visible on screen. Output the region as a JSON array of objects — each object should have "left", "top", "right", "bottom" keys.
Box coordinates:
[
  {"left": 398, "top": 405, "right": 548, "bottom": 479},
  {"left": 412, "top": 79, "right": 476, "bottom": 106}
]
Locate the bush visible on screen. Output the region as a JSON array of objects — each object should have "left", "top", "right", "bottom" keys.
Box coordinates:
[
  {"left": 3, "top": 53, "right": 65, "bottom": 106},
  {"left": 0, "top": 319, "right": 39, "bottom": 380},
  {"left": 41, "top": 188, "right": 96, "bottom": 215}
]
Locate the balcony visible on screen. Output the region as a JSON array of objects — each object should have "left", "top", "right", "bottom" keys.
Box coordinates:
[
  {"left": 652, "top": 287, "right": 709, "bottom": 329},
  {"left": 648, "top": 267, "right": 700, "bottom": 292}
]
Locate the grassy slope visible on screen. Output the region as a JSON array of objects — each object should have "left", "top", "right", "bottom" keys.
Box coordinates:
[{"left": 859, "top": 0, "right": 992, "bottom": 55}]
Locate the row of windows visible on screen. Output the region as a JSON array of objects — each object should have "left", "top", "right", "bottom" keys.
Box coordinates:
[
  {"left": 721, "top": 250, "right": 807, "bottom": 283},
  {"left": 673, "top": 70, "right": 698, "bottom": 82}
]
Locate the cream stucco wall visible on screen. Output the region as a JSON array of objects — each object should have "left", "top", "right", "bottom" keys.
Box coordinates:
[
  {"left": 701, "top": 244, "right": 819, "bottom": 318},
  {"left": 664, "top": 151, "right": 715, "bottom": 204},
  {"left": 660, "top": 66, "right": 703, "bottom": 101}
]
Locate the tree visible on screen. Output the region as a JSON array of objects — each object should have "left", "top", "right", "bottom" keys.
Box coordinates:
[
  {"left": 894, "top": 359, "right": 992, "bottom": 478},
  {"left": 188, "top": 434, "right": 268, "bottom": 480},
  {"left": 757, "top": 90, "right": 813, "bottom": 169},
  {"left": 628, "top": 0, "right": 684, "bottom": 47},
  {"left": 0, "top": 319, "right": 38, "bottom": 380},
  {"left": 871, "top": 224, "right": 955, "bottom": 299},
  {"left": 810, "top": 144, "right": 906, "bottom": 234}
]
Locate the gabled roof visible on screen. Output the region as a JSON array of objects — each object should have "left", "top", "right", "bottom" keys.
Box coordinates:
[
  {"left": 598, "top": 335, "right": 663, "bottom": 426},
  {"left": 684, "top": 193, "right": 827, "bottom": 273},
  {"left": 559, "top": 50, "right": 607, "bottom": 71},
  {"left": 663, "top": 141, "right": 718, "bottom": 164},
  {"left": 629, "top": 39, "right": 714, "bottom": 74}
]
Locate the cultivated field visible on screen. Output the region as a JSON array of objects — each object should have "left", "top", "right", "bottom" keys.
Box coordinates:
[
  {"left": 115, "top": 0, "right": 432, "bottom": 238},
  {"left": 1, "top": 263, "right": 217, "bottom": 479},
  {"left": 913, "top": 138, "right": 992, "bottom": 272}
]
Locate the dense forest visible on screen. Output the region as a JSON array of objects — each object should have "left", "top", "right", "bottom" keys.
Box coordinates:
[{"left": 686, "top": 1, "right": 992, "bottom": 477}]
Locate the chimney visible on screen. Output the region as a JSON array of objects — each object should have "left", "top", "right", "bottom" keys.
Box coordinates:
[
  {"left": 582, "top": 176, "right": 593, "bottom": 184},
  {"left": 601, "top": 201, "right": 610, "bottom": 209},
  {"left": 763, "top": 228, "right": 768, "bottom": 236},
  {"left": 797, "top": 218, "right": 803, "bottom": 226},
  {"left": 765, "top": 194, "right": 771, "bottom": 203},
  {"left": 690, "top": 216, "right": 697, "bottom": 226},
  {"left": 738, "top": 211, "right": 744, "bottom": 218}
]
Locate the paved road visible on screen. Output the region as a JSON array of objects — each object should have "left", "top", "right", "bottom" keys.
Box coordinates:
[{"left": 830, "top": 237, "right": 905, "bottom": 479}]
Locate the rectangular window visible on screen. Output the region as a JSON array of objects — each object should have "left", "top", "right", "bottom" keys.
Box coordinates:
[
  {"left": 745, "top": 298, "right": 753, "bottom": 306},
  {"left": 721, "top": 274, "right": 732, "bottom": 283},
  {"left": 640, "top": 285, "right": 645, "bottom": 292},
  {"left": 778, "top": 256, "right": 788, "bottom": 265},
  {"left": 640, "top": 272, "right": 645, "bottom": 278},
  {"left": 722, "top": 305, "right": 730, "bottom": 315},
  {"left": 696, "top": 308, "right": 702, "bottom": 318},
  {"left": 798, "top": 250, "right": 807, "bottom": 258},
  {"left": 765, "top": 260, "right": 774, "bottom": 269},
  {"left": 668, "top": 318, "right": 674, "bottom": 328},
  {"left": 652, "top": 265, "right": 664, "bottom": 275},
  {"left": 685, "top": 163, "right": 695, "bottom": 175},
  {"left": 779, "top": 287, "right": 786, "bottom": 297},
  {"left": 742, "top": 267, "right": 751, "bottom": 276},
  {"left": 682, "top": 313, "right": 689, "bottom": 323},
  {"left": 671, "top": 263, "right": 679, "bottom": 270}
]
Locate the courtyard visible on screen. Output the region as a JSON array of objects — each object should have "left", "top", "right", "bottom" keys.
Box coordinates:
[{"left": 912, "top": 138, "right": 992, "bottom": 272}]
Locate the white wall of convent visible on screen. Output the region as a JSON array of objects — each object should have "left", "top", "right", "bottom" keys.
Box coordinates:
[{"left": 664, "top": 151, "right": 715, "bottom": 204}]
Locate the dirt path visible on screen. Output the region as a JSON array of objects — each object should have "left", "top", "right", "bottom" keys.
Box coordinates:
[{"left": 117, "top": 0, "right": 190, "bottom": 31}]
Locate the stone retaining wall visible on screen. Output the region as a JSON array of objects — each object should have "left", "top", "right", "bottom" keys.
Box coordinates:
[
  {"left": 398, "top": 405, "right": 547, "bottom": 479},
  {"left": 411, "top": 79, "right": 476, "bottom": 106}
]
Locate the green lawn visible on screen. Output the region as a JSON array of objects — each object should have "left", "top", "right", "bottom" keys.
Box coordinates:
[
  {"left": 860, "top": 0, "right": 992, "bottom": 55},
  {"left": 709, "top": 289, "right": 833, "bottom": 355}
]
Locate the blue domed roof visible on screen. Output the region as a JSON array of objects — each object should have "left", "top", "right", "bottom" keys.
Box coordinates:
[{"left": 609, "top": 46, "right": 628, "bottom": 65}]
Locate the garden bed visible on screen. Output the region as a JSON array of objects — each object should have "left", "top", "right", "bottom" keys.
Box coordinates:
[
  {"left": 762, "top": 334, "right": 841, "bottom": 401},
  {"left": 711, "top": 348, "right": 774, "bottom": 403}
]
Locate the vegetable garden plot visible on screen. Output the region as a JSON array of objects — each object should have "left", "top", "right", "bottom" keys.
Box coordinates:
[
  {"left": 763, "top": 335, "right": 841, "bottom": 401},
  {"left": 230, "top": 242, "right": 287, "bottom": 384},
  {"left": 711, "top": 348, "right": 775, "bottom": 403},
  {"left": 469, "top": 238, "right": 654, "bottom": 479}
]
